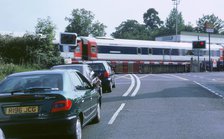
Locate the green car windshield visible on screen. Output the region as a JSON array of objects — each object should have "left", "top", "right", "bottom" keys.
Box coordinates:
[{"left": 0, "top": 74, "right": 63, "bottom": 94}]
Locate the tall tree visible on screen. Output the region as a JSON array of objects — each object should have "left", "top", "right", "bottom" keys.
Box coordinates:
[
  {"left": 143, "top": 8, "right": 163, "bottom": 30},
  {"left": 165, "top": 8, "right": 185, "bottom": 35},
  {"left": 196, "top": 14, "right": 224, "bottom": 34},
  {"left": 35, "top": 16, "right": 56, "bottom": 41},
  {"left": 111, "top": 20, "right": 149, "bottom": 40},
  {"left": 65, "top": 8, "right": 107, "bottom": 37},
  {"left": 34, "top": 17, "right": 63, "bottom": 67}
]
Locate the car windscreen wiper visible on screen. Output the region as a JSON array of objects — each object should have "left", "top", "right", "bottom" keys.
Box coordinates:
[{"left": 9, "top": 87, "right": 59, "bottom": 95}]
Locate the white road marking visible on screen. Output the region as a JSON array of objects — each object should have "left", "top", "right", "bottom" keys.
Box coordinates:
[
  {"left": 115, "top": 74, "right": 130, "bottom": 80},
  {"left": 167, "top": 74, "right": 189, "bottom": 81},
  {"left": 193, "top": 81, "right": 223, "bottom": 98},
  {"left": 131, "top": 74, "right": 141, "bottom": 97},
  {"left": 153, "top": 74, "right": 173, "bottom": 79},
  {"left": 108, "top": 103, "right": 126, "bottom": 125},
  {"left": 122, "top": 74, "right": 135, "bottom": 97},
  {"left": 139, "top": 74, "right": 152, "bottom": 79}
]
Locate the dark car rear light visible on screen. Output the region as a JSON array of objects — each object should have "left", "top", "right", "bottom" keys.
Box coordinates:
[
  {"left": 104, "top": 71, "right": 109, "bottom": 78},
  {"left": 51, "top": 99, "right": 72, "bottom": 113}
]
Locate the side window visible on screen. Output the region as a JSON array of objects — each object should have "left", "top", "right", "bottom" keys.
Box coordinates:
[
  {"left": 91, "top": 46, "right": 97, "bottom": 53},
  {"left": 69, "top": 72, "right": 83, "bottom": 90},
  {"left": 76, "top": 72, "right": 92, "bottom": 89}
]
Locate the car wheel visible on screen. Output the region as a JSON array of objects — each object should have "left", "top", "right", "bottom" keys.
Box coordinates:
[
  {"left": 112, "top": 81, "right": 116, "bottom": 88},
  {"left": 0, "top": 128, "right": 5, "bottom": 139},
  {"left": 102, "top": 86, "right": 107, "bottom": 93},
  {"left": 92, "top": 103, "right": 101, "bottom": 123},
  {"left": 107, "top": 82, "right": 112, "bottom": 93},
  {"left": 70, "top": 117, "right": 82, "bottom": 139}
]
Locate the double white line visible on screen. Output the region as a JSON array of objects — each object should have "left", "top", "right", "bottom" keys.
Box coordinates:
[
  {"left": 108, "top": 74, "right": 141, "bottom": 125},
  {"left": 122, "top": 74, "right": 141, "bottom": 97}
]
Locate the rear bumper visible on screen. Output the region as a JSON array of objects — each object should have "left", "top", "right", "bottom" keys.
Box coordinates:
[
  {"left": 0, "top": 115, "right": 77, "bottom": 138},
  {"left": 101, "top": 78, "right": 111, "bottom": 87}
]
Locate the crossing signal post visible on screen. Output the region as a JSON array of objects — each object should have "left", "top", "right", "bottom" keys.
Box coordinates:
[
  {"left": 192, "top": 41, "right": 206, "bottom": 72},
  {"left": 192, "top": 41, "right": 206, "bottom": 49}
]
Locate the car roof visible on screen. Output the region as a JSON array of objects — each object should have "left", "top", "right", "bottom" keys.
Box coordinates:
[
  {"left": 7, "top": 69, "right": 77, "bottom": 77},
  {"left": 85, "top": 61, "right": 108, "bottom": 64},
  {"left": 52, "top": 64, "right": 88, "bottom": 68}
]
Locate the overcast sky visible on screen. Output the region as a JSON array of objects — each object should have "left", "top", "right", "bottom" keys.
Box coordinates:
[{"left": 0, "top": 0, "right": 223, "bottom": 39}]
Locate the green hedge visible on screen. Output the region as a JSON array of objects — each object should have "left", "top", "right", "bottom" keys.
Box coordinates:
[{"left": 0, "top": 64, "right": 39, "bottom": 80}]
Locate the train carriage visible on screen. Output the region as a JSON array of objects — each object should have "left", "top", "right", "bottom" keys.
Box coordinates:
[{"left": 57, "top": 33, "right": 223, "bottom": 73}]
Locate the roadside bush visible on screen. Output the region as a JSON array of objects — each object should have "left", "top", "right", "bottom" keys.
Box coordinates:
[{"left": 0, "top": 64, "right": 39, "bottom": 80}]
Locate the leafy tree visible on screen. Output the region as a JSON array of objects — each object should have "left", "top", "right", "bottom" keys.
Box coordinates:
[
  {"left": 165, "top": 8, "right": 185, "bottom": 35},
  {"left": 91, "top": 21, "right": 107, "bottom": 37},
  {"left": 34, "top": 17, "right": 63, "bottom": 68},
  {"left": 184, "top": 23, "right": 194, "bottom": 32},
  {"left": 65, "top": 8, "right": 107, "bottom": 37},
  {"left": 111, "top": 20, "right": 149, "bottom": 40},
  {"left": 0, "top": 17, "right": 63, "bottom": 68},
  {"left": 143, "top": 8, "right": 163, "bottom": 30},
  {"left": 35, "top": 16, "right": 56, "bottom": 41},
  {"left": 196, "top": 14, "right": 224, "bottom": 34}
]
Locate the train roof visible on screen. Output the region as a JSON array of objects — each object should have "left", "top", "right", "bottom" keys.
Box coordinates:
[{"left": 94, "top": 38, "right": 222, "bottom": 50}]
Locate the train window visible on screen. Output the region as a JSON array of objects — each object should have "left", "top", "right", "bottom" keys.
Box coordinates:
[
  {"left": 91, "top": 46, "right": 96, "bottom": 53},
  {"left": 137, "top": 48, "right": 142, "bottom": 54},
  {"left": 152, "top": 48, "right": 163, "bottom": 55},
  {"left": 98, "top": 45, "right": 137, "bottom": 54},
  {"left": 179, "top": 49, "right": 186, "bottom": 56},
  {"left": 76, "top": 45, "right": 80, "bottom": 53},
  {"left": 163, "top": 49, "right": 170, "bottom": 55},
  {"left": 148, "top": 48, "right": 152, "bottom": 54},
  {"left": 69, "top": 46, "right": 75, "bottom": 52},
  {"left": 142, "top": 48, "right": 148, "bottom": 55},
  {"left": 216, "top": 50, "right": 220, "bottom": 56},
  {"left": 186, "top": 50, "right": 194, "bottom": 55},
  {"left": 171, "top": 49, "right": 179, "bottom": 55}
]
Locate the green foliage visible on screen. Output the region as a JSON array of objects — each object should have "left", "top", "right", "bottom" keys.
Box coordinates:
[
  {"left": 111, "top": 20, "right": 150, "bottom": 40},
  {"left": 0, "top": 64, "right": 39, "bottom": 80},
  {"left": 143, "top": 8, "right": 163, "bottom": 30},
  {"left": 165, "top": 8, "right": 185, "bottom": 35},
  {"left": 35, "top": 16, "right": 56, "bottom": 41},
  {"left": 196, "top": 14, "right": 224, "bottom": 34},
  {"left": 65, "top": 8, "right": 107, "bottom": 37},
  {"left": 0, "top": 17, "right": 63, "bottom": 69}
]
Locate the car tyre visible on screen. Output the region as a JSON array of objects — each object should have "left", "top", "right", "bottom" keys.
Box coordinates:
[
  {"left": 92, "top": 103, "right": 101, "bottom": 123},
  {"left": 107, "top": 82, "right": 112, "bottom": 93},
  {"left": 112, "top": 81, "right": 116, "bottom": 88},
  {"left": 70, "top": 117, "right": 82, "bottom": 139},
  {"left": 0, "top": 128, "right": 5, "bottom": 139}
]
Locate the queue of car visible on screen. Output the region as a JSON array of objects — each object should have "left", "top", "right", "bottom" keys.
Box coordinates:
[{"left": 0, "top": 61, "right": 116, "bottom": 139}]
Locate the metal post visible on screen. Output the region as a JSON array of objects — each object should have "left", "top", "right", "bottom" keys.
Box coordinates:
[
  {"left": 172, "top": 0, "right": 180, "bottom": 37},
  {"left": 197, "top": 34, "right": 200, "bottom": 71},
  {"left": 208, "top": 32, "right": 211, "bottom": 71}
]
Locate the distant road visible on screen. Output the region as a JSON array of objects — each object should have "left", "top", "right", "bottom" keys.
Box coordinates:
[{"left": 82, "top": 73, "right": 224, "bottom": 139}]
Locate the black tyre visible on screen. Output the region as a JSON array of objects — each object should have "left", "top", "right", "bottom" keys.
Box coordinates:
[
  {"left": 112, "top": 81, "right": 116, "bottom": 88},
  {"left": 107, "top": 82, "right": 112, "bottom": 93},
  {"left": 0, "top": 128, "right": 5, "bottom": 139},
  {"left": 69, "top": 117, "right": 82, "bottom": 139},
  {"left": 92, "top": 103, "right": 101, "bottom": 123}
]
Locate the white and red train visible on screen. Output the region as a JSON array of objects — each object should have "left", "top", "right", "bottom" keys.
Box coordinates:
[{"left": 57, "top": 33, "right": 224, "bottom": 73}]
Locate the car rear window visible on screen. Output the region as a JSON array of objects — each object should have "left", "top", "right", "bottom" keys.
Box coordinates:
[
  {"left": 52, "top": 66, "right": 83, "bottom": 73},
  {"left": 0, "top": 74, "right": 63, "bottom": 94},
  {"left": 88, "top": 63, "right": 106, "bottom": 72}
]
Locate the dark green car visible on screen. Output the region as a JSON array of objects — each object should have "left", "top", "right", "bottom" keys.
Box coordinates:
[{"left": 0, "top": 70, "right": 101, "bottom": 139}]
